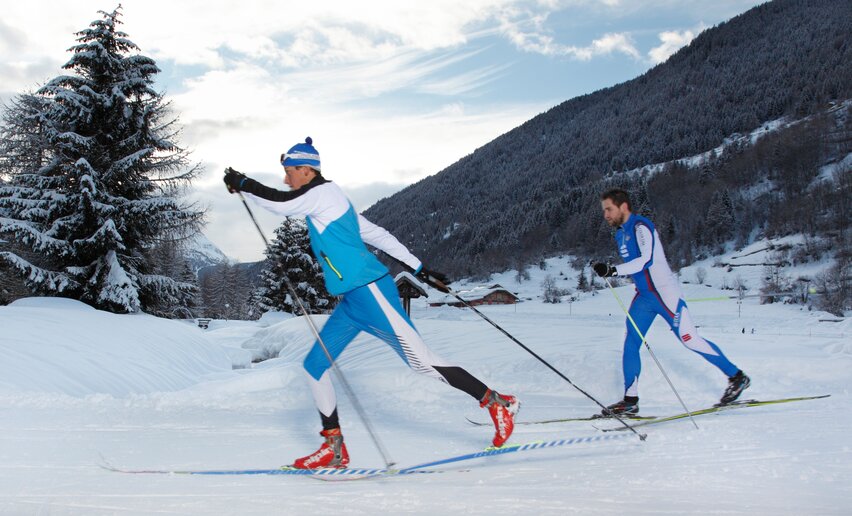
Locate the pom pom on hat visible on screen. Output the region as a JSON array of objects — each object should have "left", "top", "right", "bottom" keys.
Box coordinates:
[{"left": 281, "top": 137, "right": 320, "bottom": 171}]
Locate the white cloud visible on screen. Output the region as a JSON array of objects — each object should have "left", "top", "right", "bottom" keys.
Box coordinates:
[
  {"left": 494, "top": 6, "right": 640, "bottom": 60},
  {"left": 648, "top": 25, "right": 706, "bottom": 64},
  {"left": 506, "top": 26, "right": 640, "bottom": 60},
  {"left": 0, "top": 1, "right": 721, "bottom": 262},
  {"left": 0, "top": 1, "right": 642, "bottom": 100},
  {"left": 121, "top": 1, "right": 504, "bottom": 68},
  {"left": 415, "top": 61, "right": 511, "bottom": 96},
  {"left": 278, "top": 47, "right": 495, "bottom": 102},
  {"left": 580, "top": 32, "right": 641, "bottom": 60},
  {"left": 172, "top": 64, "right": 284, "bottom": 124}
]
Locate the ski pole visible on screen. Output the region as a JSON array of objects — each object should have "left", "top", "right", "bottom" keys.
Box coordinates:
[
  {"left": 236, "top": 192, "right": 397, "bottom": 468},
  {"left": 439, "top": 285, "right": 646, "bottom": 441},
  {"left": 603, "top": 277, "right": 699, "bottom": 430}
]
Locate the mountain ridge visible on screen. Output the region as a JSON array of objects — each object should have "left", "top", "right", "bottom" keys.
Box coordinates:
[{"left": 363, "top": 0, "right": 851, "bottom": 279}]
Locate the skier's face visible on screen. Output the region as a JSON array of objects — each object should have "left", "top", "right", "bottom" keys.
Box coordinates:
[
  {"left": 284, "top": 166, "right": 315, "bottom": 190},
  {"left": 601, "top": 198, "right": 629, "bottom": 227}
]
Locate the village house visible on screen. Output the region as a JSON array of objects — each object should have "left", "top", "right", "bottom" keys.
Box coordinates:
[{"left": 429, "top": 284, "right": 519, "bottom": 307}]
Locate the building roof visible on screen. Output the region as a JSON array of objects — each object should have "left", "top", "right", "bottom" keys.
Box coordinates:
[
  {"left": 393, "top": 271, "right": 428, "bottom": 297},
  {"left": 431, "top": 284, "right": 518, "bottom": 304}
]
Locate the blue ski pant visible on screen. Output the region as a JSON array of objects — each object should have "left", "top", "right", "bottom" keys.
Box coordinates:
[
  {"left": 622, "top": 292, "right": 739, "bottom": 397},
  {"left": 303, "top": 274, "right": 452, "bottom": 418}
]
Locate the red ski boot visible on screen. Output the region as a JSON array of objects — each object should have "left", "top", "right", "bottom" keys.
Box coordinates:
[
  {"left": 292, "top": 428, "right": 350, "bottom": 469},
  {"left": 480, "top": 389, "right": 519, "bottom": 447}
]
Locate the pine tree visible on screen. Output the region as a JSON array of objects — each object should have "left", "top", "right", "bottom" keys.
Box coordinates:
[
  {"left": 199, "top": 265, "right": 225, "bottom": 318},
  {"left": 220, "top": 265, "right": 241, "bottom": 320},
  {"left": 142, "top": 238, "right": 200, "bottom": 318},
  {"left": 0, "top": 7, "right": 203, "bottom": 314},
  {"left": 576, "top": 267, "right": 589, "bottom": 292},
  {"left": 254, "top": 219, "right": 336, "bottom": 315},
  {"left": 705, "top": 189, "right": 735, "bottom": 247}
]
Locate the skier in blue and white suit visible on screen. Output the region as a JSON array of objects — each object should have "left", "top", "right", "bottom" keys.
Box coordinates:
[
  {"left": 593, "top": 189, "right": 750, "bottom": 415},
  {"left": 223, "top": 137, "right": 518, "bottom": 469}
]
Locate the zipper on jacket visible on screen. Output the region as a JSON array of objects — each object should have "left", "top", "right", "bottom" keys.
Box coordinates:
[{"left": 320, "top": 251, "right": 343, "bottom": 280}]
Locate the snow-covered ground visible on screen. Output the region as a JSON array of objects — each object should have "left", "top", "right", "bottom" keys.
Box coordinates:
[{"left": 0, "top": 254, "right": 849, "bottom": 515}]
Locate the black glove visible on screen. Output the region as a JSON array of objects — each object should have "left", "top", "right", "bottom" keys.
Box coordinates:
[
  {"left": 223, "top": 167, "right": 247, "bottom": 193},
  {"left": 416, "top": 267, "right": 451, "bottom": 293},
  {"left": 593, "top": 262, "right": 617, "bottom": 278}
]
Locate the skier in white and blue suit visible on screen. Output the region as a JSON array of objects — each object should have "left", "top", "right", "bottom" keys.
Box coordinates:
[
  {"left": 224, "top": 137, "right": 518, "bottom": 469},
  {"left": 592, "top": 188, "right": 750, "bottom": 416}
]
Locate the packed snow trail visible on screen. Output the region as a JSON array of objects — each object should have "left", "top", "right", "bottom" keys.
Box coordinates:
[{"left": 1, "top": 256, "right": 849, "bottom": 515}]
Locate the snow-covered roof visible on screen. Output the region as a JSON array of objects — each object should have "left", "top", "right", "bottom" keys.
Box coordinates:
[
  {"left": 394, "top": 271, "right": 428, "bottom": 296},
  {"left": 431, "top": 284, "right": 518, "bottom": 304}
]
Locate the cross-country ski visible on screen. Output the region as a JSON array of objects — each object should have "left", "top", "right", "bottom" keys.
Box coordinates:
[
  {"left": 466, "top": 414, "right": 657, "bottom": 426},
  {"left": 100, "top": 433, "right": 630, "bottom": 480},
  {"left": 598, "top": 395, "right": 831, "bottom": 432}
]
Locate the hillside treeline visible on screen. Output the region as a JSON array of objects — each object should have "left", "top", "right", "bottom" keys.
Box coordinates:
[{"left": 364, "top": 0, "right": 851, "bottom": 279}]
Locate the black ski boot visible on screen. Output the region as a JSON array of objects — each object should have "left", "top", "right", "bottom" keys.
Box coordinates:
[
  {"left": 719, "top": 370, "right": 751, "bottom": 405},
  {"left": 601, "top": 396, "right": 639, "bottom": 416}
]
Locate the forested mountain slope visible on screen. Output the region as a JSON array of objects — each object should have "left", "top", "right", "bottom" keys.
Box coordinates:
[{"left": 364, "top": 0, "right": 851, "bottom": 278}]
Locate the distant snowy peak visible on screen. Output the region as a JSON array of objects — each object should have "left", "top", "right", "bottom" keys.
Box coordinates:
[{"left": 185, "top": 232, "right": 229, "bottom": 272}]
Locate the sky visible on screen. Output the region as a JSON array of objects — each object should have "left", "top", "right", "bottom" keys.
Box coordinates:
[{"left": 0, "top": 0, "right": 766, "bottom": 262}]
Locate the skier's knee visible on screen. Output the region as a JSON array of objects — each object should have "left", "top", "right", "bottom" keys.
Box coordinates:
[{"left": 303, "top": 353, "right": 331, "bottom": 381}]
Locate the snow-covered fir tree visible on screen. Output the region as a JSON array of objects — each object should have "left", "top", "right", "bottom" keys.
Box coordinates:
[
  {"left": 0, "top": 7, "right": 203, "bottom": 314},
  {"left": 254, "top": 219, "right": 336, "bottom": 315},
  {"left": 200, "top": 262, "right": 252, "bottom": 320}
]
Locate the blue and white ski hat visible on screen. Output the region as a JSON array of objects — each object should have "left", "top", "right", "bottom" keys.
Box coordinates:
[{"left": 280, "top": 137, "right": 321, "bottom": 171}]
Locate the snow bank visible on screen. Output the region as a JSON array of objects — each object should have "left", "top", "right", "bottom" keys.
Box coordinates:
[
  {"left": 239, "top": 314, "right": 327, "bottom": 362},
  {"left": 0, "top": 298, "right": 233, "bottom": 397}
]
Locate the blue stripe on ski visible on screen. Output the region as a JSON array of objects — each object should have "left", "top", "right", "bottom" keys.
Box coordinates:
[
  {"left": 398, "top": 433, "right": 630, "bottom": 472},
  {"left": 191, "top": 467, "right": 392, "bottom": 476},
  {"left": 101, "top": 433, "right": 631, "bottom": 477},
  {"left": 100, "top": 464, "right": 411, "bottom": 476}
]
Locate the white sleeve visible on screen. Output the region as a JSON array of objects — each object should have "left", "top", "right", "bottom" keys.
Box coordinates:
[
  {"left": 241, "top": 190, "right": 319, "bottom": 218},
  {"left": 615, "top": 224, "right": 654, "bottom": 276},
  {"left": 357, "top": 214, "right": 422, "bottom": 271}
]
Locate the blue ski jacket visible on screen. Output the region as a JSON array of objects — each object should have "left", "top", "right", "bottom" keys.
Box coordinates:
[
  {"left": 614, "top": 213, "right": 680, "bottom": 300},
  {"left": 239, "top": 176, "right": 421, "bottom": 295}
]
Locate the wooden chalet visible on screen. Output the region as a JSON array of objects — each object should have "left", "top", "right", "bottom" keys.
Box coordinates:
[{"left": 429, "top": 284, "right": 519, "bottom": 307}]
